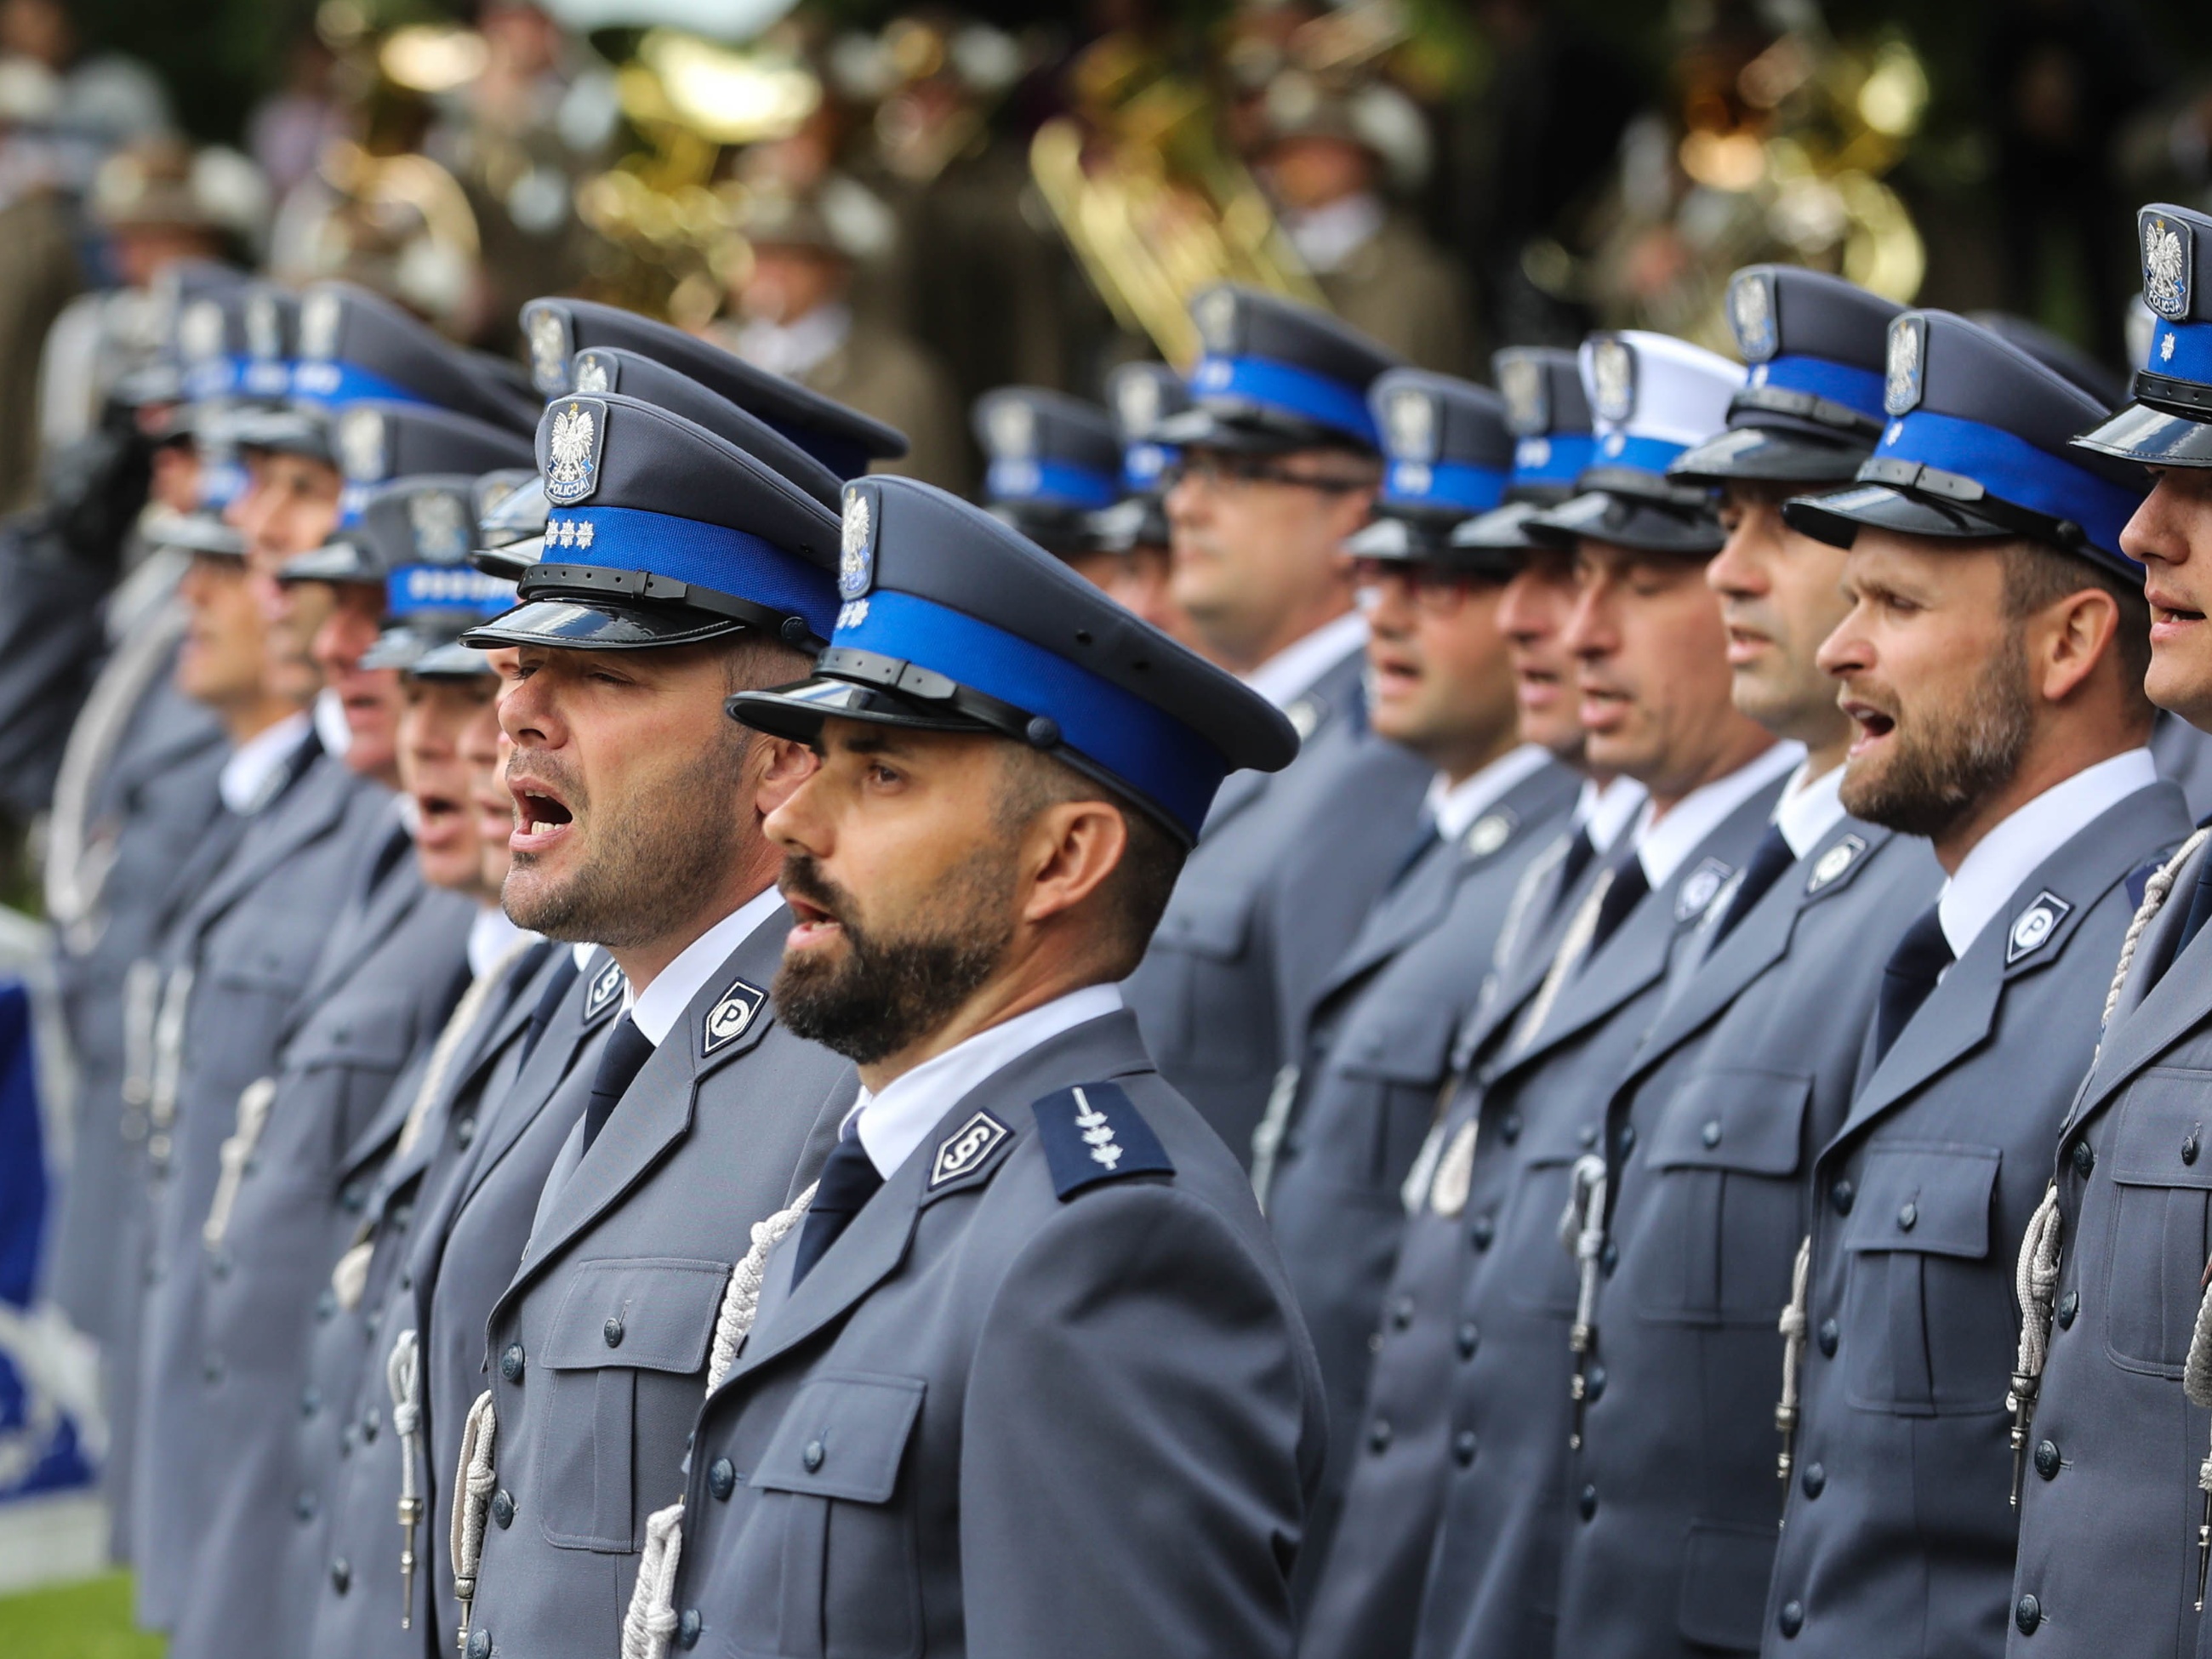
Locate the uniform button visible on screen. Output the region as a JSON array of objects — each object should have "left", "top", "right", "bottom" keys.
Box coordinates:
[
  {"left": 2016, "top": 1593, "right": 2042, "bottom": 1635},
  {"left": 1500, "top": 1113, "right": 1522, "bottom": 1144},
  {"left": 366, "top": 1309, "right": 382, "bottom": 1339},
  {"left": 301, "top": 1386, "right": 321, "bottom": 1419},
  {"left": 709, "top": 1458, "right": 737, "bottom": 1501},
  {"left": 1599, "top": 1241, "right": 1619, "bottom": 1275},
  {"left": 1801, "top": 1462, "right": 1825, "bottom": 1499},
  {"left": 2186, "top": 1136, "right": 2201, "bottom": 1166},
  {"left": 1576, "top": 1484, "right": 1598, "bottom": 1519},
  {"left": 295, "top": 1490, "right": 319, "bottom": 1522},
  {"left": 1583, "top": 1364, "right": 1606, "bottom": 1403},
  {"left": 2034, "top": 1440, "right": 2061, "bottom": 1480},
  {"left": 1391, "top": 1296, "right": 1415, "bottom": 1330},
  {"left": 399, "top": 1271, "right": 412, "bottom": 1293},
  {"left": 391, "top": 1203, "right": 413, "bottom": 1233},
  {"left": 1616, "top": 1124, "right": 1636, "bottom": 1157},
  {"left": 2056, "top": 1290, "right": 2078, "bottom": 1330},
  {"left": 802, "top": 1439, "right": 826, "bottom": 1472},
  {"left": 316, "top": 1288, "right": 337, "bottom": 1322},
  {"left": 1778, "top": 1600, "right": 1804, "bottom": 1638},
  {"left": 1453, "top": 1430, "right": 1478, "bottom": 1466},
  {"left": 491, "top": 1489, "right": 515, "bottom": 1529},
  {"left": 362, "top": 1407, "right": 379, "bottom": 1444},
  {"left": 341, "top": 1181, "right": 367, "bottom": 1214},
  {"left": 1470, "top": 1216, "right": 1495, "bottom": 1251},
  {"left": 603, "top": 1316, "right": 624, "bottom": 1348},
  {"left": 1831, "top": 1179, "right": 1855, "bottom": 1216},
  {"left": 340, "top": 1426, "right": 356, "bottom": 1457},
  {"left": 1701, "top": 1120, "right": 1723, "bottom": 1149},
  {"left": 677, "top": 1608, "right": 702, "bottom": 1650},
  {"left": 331, "top": 1558, "right": 351, "bottom": 1595},
  {"left": 1367, "top": 1420, "right": 1393, "bottom": 1454},
  {"left": 2073, "top": 1141, "right": 2095, "bottom": 1177},
  {"left": 1578, "top": 1125, "right": 1599, "bottom": 1149},
  {"left": 1457, "top": 1322, "right": 1480, "bottom": 1360},
  {"left": 209, "top": 1250, "right": 231, "bottom": 1281},
  {"left": 1817, "top": 1319, "right": 1839, "bottom": 1358},
  {"left": 203, "top": 1354, "right": 224, "bottom": 1386},
  {"left": 466, "top": 1629, "right": 492, "bottom": 1659},
  {"left": 1896, "top": 1202, "right": 1917, "bottom": 1232},
  {"left": 500, "top": 1343, "right": 525, "bottom": 1382},
  {"left": 455, "top": 1115, "right": 477, "bottom": 1149}
]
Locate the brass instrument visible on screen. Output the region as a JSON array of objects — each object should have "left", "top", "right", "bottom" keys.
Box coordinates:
[{"left": 272, "top": 137, "right": 483, "bottom": 329}]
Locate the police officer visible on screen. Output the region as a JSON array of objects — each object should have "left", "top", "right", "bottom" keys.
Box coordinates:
[
  {"left": 437, "top": 383, "right": 863, "bottom": 1659},
  {"left": 647, "top": 473, "right": 1322, "bottom": 1659},
  {"left": 1551, "top": 267, "right": 1944, "bottom": 1659},
  {"left": 972, "top": 384, "right": 1126, "bottom": 588},
  {"left": 1261, "top": 364, "right": 1579, "bottom": 1589},
  {"left": 1405, "top": 330, "right": 1799, "bottom": 1659},
  {"left": 1087, "top": 360, "right": 1200, "bottom": 646},
  {"left": 1296, "top": 342, "right": 1645, "bottom": 1659},
  {"left": 2004, "top": 202, "right": 2212, "bottom": 1659},
  {"left": 1125, "top": 283, "right": 1430, "bottom": 1162},
  {"left": 1761, "top": 309, "right": 2185, "bottom": 1658}
]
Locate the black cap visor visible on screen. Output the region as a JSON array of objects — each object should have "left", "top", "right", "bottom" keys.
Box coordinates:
[
  {"left": 1086, "top": 497, "right": 1168, "bottom": 553},
  {"left": 462, "top": 596, "right": 750, "bottom": 652},
  {"left": 1450, "top": 499, "right": 1547, "bottom": 555},
  {"left": 1782, "top": 482, "right": 2016, "bottom": 549},
  {"left": 359, "top": 626, "right": 432, "bottom": 672},
  {"left": 277, "top": 539, "right": 382, "bottom": 585},
  {"left": 2072, "top": 397, "right": 2212, "bottom": 468},
  {"left": 1668, "top": 421, "right": 1873, "bottom": 487},
  {"left": 225, "top": 404, "right": 331, "bottom": 464},
  {"left": 1523, "top": 482, "right": 1724, "bottom": 556},
  {"left": 1349, "top": 512, "right": 1520, "bottom": 579},
  {"left": 1153, "top": 401, "right": 1372, "bottom": 458},
  {"left": 145, "top": 508, "right": 245, "bottom": 557},
  {"left": 408, "top": 637, "right": 499, "bottom": 678},
  {"left": 471, "top": 536, "right": 543, "bottom": 581}
]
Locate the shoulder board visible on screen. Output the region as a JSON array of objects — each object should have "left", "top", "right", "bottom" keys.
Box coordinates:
[{"left": 1031, "top": 1082, "right": 1175, "bottom": 1200}]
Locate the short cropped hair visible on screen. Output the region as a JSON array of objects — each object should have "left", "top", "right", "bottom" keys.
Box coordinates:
[
  {"left": 2000, "top": 539, "right": 2152, "bottom": 728},
  {"left": 995, "top": 744, "right": 1188, "bottom": 977}
]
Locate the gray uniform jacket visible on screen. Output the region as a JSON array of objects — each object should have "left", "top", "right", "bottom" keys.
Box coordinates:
[
  {"left": 1554, "top": 818, "right": 1941, "bottom": 1659},
  {"left": 167, "top": 843, "right": 476, "bottom": 1659},
  {"left": 131, "top": 744, "right": 389, "bottom": 1628},
  {"left": 1763, "top": 780, "right": 2191, "bottom": 1659},
  {"left": 1124, "top": 645, "right": 1431, "bottom": 1162},
  {"left": 2011, "top": 829, "right": 2212, "bottom": 1659},
  {"left": 670, "top": 1007, "right": 1327, "bottom": 1659},
  {"left": 289, "top": 938, "right": 558, "bottom": 1659},
  {"left": 417, "top": 948, "right": 621, "bottom": 1653},
  {"left": 459, "top": 912, "right": 855, "bottom": 1659},
  {"left": 1266, "top": 756, "right": 1577, "bottom": 1582},
  {"left": 1297, "top": 812, "right": 1621, "bottom": 1659},
  {"left": 2154, "top": 711, "right": 2212, "bottom": 819},
  {"left": 1410, "top": 777, "right": 1786, "bottom": 1659}
]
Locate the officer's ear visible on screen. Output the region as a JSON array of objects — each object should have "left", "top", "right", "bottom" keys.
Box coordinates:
[
  {"left": 750, "top": 733, "right": 818, "bottom": 818},
  {"left": 1015, "top": 795, "right": 1128, "bottom": 931}
]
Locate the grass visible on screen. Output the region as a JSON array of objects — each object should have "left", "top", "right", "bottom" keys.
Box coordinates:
[{"left": 0, "top": 1571, "right": 162, "bottom": 1658}]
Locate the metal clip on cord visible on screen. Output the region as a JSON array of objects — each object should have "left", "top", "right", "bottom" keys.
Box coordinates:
[
  {"left": 1776, "top": 1235, "right": 1811, "bottom": 1496},
  {"left": 1562, "top": 1154, "right": 1609, "bottom": 1453}
]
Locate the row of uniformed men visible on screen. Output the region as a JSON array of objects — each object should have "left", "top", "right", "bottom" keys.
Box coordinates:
[{"left": 38, "top": 203, "right": 2212, "bottom": 1659}]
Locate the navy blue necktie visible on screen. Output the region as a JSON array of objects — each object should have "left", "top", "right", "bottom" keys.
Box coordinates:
[
  {"left": 1873, "top": 905, "right": 1953, "bottom": 1063},
  {"left": 1384, "top": 813, "right": 1442, "bottom": 891},
  {"left": 1585, "top": 858, "right": 1650, "bottom": 961},
  {"left": 1552, "top": 825, "right": 1597, "bottom": 914},
  {"left": 1709, "top": 824, "right": 1796, "bottom": 949},
  {"left": 579, "top": 1015, "right": 653, "bottom": 1154},
  {"left": 790, "top": 1133, "right": 886, "bottom": 1288},
  {"left": 2172, "top": 855, "right": 2212, "bottom": 968},
  {"left": 514, "top": 950, "right": 582, "bottom": 1069}
]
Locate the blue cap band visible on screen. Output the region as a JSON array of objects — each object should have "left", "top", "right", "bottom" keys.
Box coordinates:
[
  {"left": 1586, "top": 431, "right": 1690, "bottom": 478},
  {"left": 2148, "top": 318, "right": 2212, "bottom": 384},
  {"left": 1511, "top": 432, "right": 1596, "bottom": 492},
  {"left": 1749, "top": 354, "right": 1889, "bottom": 420},
  {"left": 833, "top": 587, "right": 1227, "bottom": 836},
  {"left": 200, "top": 460, "right": 246, "bottom": 510},
  {"left": 290, "top": 360, "right": 433, "bottom": 408},
  {"left": 387, "top": 565, "right": 516, "bottom": 616},
  {"left": 542, "top": 505, "right": 839, "bottom": 639},
  {"left": 241, "top": 361, "right": 292, "bottom": 400},
  {"left": 1875, "top": 408, "right": 2142, "bottom": 565},
  {"left": 1384, "top": 459, "right": 1509, "bottom": 515},
  {"left": 985, "top": 457, "right": 1120, "bottom": 510},
  {"left": 1192, "top": 354, "right": 1379, "bottom": 446},
  {"left": 184, "top": 357, "right": 245, "bottom": 403},
  {"left": 1124, "top": 442, "right": 1174, "bottom": 491}
]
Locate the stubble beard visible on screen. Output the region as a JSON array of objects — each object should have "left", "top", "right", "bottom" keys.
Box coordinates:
[{"left": 1839, "top": 635, "right": 2035, "bottom": 842}]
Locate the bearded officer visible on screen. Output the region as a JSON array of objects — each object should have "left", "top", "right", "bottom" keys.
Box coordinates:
[
  {"left": 2001, "top": 202, "right": 2212, "bottom": 1659},
  {"left": 435, "top": 384, "right": 865, "bottom": 1659},
  {"left": 1125, "top": 283, "right": 1429, "bottom": 1163},
  {"left": 635, "top": 472, "right": 1321, "bottom": 1659},
  {"left": 1759, "top": 309, "right": 2182, "bottom": 1659},
  {"left": 1548, "top": 267, "right": 1944, "bottom": 1659},
  {"left": 1259, "top": 367, "right": 1577, "bottom": 1592}
]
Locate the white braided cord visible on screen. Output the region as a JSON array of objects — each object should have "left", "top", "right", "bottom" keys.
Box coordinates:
[
  {"left": 2010, "top": 1183, "right": 2064, "bottom": 1400},
  {"left": 451, "top": 1388, "right": 498, "bottom": 1645},
  {"left": 387, "top": 1328, "right": 424, "bottom": 1627},
  {"left": 2104, "top": 829, "right": 2211, "bottom": 1030},
  {"left": 1776, "top": 1234, "right": 1811, "bottom": 1434},
  {"left": 202, "top": 1075, "right": 276, "bottom": 1249}
]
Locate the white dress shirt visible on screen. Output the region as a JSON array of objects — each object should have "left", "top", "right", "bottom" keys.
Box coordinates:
[
  {"left": 624, "top": 884, "right": 788, "bottom": 1047},
  {"left": 1633, "top": 740, "right": 1804, "bottom": 889},
  {"left": 1423, "top": 744, "right": 1554, "bottom": 842},
  {"left": 466, "top": 905, "right": 536, "bottom": 980},
  {"left": 1936, "top": 746, "right": 2159, "bottom": 960},
  {"left": 1775, "top": 761, "right": 1848, "bottom": 859},
  {"left": 312, "top": 684, "right": 352, "bottom": 761},
  {"left": 843, "top": 983, "right": 1125, "bottom": 1181},
  {"left": 217, "top": 710, "right": 311, "bottom": 814},
  {"left": 1575, "top": 775, "right": 1650, "bottom": 852},
  {"left": 1241, "top": 610, "right": 1370, "bottom": 713}
]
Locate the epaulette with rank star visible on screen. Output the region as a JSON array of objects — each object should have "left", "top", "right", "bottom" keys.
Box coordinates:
[{"left": 1030, "top": 1082, "right": 1174, "bottom": 1200}]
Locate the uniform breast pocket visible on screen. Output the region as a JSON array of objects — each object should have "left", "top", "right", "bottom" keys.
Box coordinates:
[
  {"left": 1839, "top": 1143, "right": 2008, "bottom": 1415},
  {"left": 536, "top": 1257, "right": 728, "bottom": 1551},
  {"left": 1502, "top": 1154, "right": 1584, "bottom": 1315},
  {"left": 287, "top": 998, "right": 419, "bottom": 1149},
  {"left": 1149, "top": 887, "right": 1263, "bottom": 1075},
  {"left": 1628, "top": 1068, "right": 1810, "bottom": 1325},
  {"left": 728, "top": 1372, "right": 926, "bottom": 1659},
  {"left": 2101, "top": 1069, "right": 2212, "bottom": 1376},
  {"left": 1324, "top": 997, "right": 1464, "bottom": 1186}
]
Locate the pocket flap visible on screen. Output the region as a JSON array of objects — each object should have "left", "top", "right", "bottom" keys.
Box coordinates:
[
  {"left": 1646, "top": 1069, "right": 1811, "bottom": 1177},
  {"left": 1331, "top": 995, "right": 1464, "bottom": 1086},
  {"left": 1841, "top": 1143, "right": 1999, "bottom": 1259},
  {"left": 750, "top": 1372, "right": 926, "bottom": 1504},
  {"left": 1676, "top": 1521, "right": 1779, "bottom": 1651},
  {"left": 2108, "top": 1069, "right": 2212, "bottom": 1192},
  {"left": 540, "top": 1257, "right": 729, "bottom": 1373},
  {"left": 287, "top": 997, "right": 417, "bottom": 1071},
  {"left": 1152, "top": 883, "right": 1254, "bottom": 961}
]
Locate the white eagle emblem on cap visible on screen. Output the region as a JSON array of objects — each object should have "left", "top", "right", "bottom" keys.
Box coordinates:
[
  {"left": 986, "top": 397, "right": 1035, "bottom": 461},
  {"left": 244, "top": 292, "right": 281, "bottom": 362},
  {"left": 527, "top": 306, "right": 573, "bottom": 394},
  {"left": 1385, "top": 389, "right": 1437, "bottom": 463},
  {"left": 544, "top": 401, "right": 599, "bottom": 505},
  {"left": 1498, "top": 356, "right": 1546, "bottom": 435},
  {"left": 1116, "top": 371, "right": 1160, "bottom": 436},
  {"left": 573, "top": 353, "right": 613, "bottom": 394},
  {"left": 1195, "top": 288, "right": 1238, "bottom": 354},
  {"left": 1884, "top": 316, "right": 1924, "bottom": 416},
  {"left": 337, "top": 408, "right": 385, "bottom": 482},
  {"left": 2145, "top": 214, "right": 2191, "bottom": 322},
  {"left": 299, "top": 288, "right": 341, "bottom": 361},
  {"left": 1590, "top": 338, "right": 1635, "bottom": 425},
  {"left": 179, "top": 299, "right": 224, "bottom": 365},
  {"left": 1729, "top": 272, "right": 1777, "bottom": 362},
  {"left": 409, "top": 490, "right": 470, "bottom": 565},
  {"left": 839, "top": 490, "right": 874, "bottom": 601}
]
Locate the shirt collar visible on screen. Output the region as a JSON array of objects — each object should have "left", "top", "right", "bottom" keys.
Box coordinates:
[
  {"left": 312, "top": 684, "right": 352, "bottom": 761},
  {"left": 1574, "top": 774, "right": 1648, "bottom": 852},
  {"left": 217, "top": 710, "right": 312, "bottom": 814},
  {"left": 623, "top": 885, "right": 787, "bottom": 1047},
  {"left": 1633, "top": 740, "right": 1804, "bottom": 889},
  {"left": 1240, "top": 609, "right": 1369, "bottom": 712},
  {"left": 1424, "top": 744, "right": 1553, "bottom": 843},
  {"left": 1775, "top": 761, "right": 1848, "bottom": 859},
  {"left": 467, "top": 905, "right": 536, "bottom": 981},
  {"left": 843, "top": 983, "right": 1124, "bottom": 1181},
  {"left": 1936, "top": 747, "right": 2158, "bottom": 960}
]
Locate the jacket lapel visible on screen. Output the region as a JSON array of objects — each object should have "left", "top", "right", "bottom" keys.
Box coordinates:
[
  {"left": 2070, "top": 841, "right": 2212, "bottom": 1121},
  {"left": 449, "top": 952, "right": 619, "bottom": 1213},
  {"left": 179, "top": 755, "right": 360, "bottom": 949}
]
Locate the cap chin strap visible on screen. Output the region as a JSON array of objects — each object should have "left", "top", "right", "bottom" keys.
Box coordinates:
[
  {"left": 814, "top": 647, "right": 1066, "bottom": 750},
  {"left": 1729, "top": 382, "right": 1886, "bottom": 438},
  {"left": 1855, "top": 456, "right": 2093, "bottom": 554},
  {"left": 521, "top": 562, "right": 820, "bottom": 647},
  {"left": 2132, "top": 368, "right": 2212, "bottom": 416}
]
